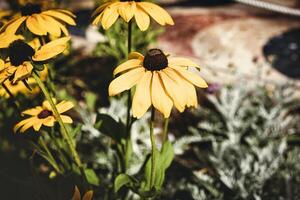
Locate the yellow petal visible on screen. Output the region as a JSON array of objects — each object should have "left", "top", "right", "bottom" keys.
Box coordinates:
[
  {"left": 56, "top": 101, "right": 74, "bottom": 113},
  {"left": 33, "top": 122, "right": 43, "bottom": 131},
  {"left": 0, "top": 33, "right": 24, "bottom": 48},
  {"left": 42, "top": 10, "right": 76, "bottom": 25},
  {"left": 40, "top": 14, "right": 62, "bottom": 37},
  {"left": 26, "top": 15, "right": 47, "bottom": 35},
  {"left": 113, "top": 59, "right": 143, "bottom": 76},
  {"left": 128, "top": 52, "right": 144, "bottom": 60},
  {"left": 92, "top": 2, "right": 112, "bottom": 18},
  {"left": 168, "top": 57, "right": 200, "bottom": 69},
  {"left": 109, "top": 67, "right": 145, "bottom": 96},
  {"left": 13, "top": 62, "right": 33, "bottom": 84},
  {"left": 0, "top": 59, "right": 4, "bottom": 71},
  {"left": 14, "top": 117, "right": 35, "bottom": 133},
  {"left": 43, "top": 116, "right": 55, "bottom": 127},
  {"left": 42, "top": 98, "right": 57, "bottom": 110},
  {"left": 135, "top": 6, "right": 150, "bottom": 31},
  {"left": 22, "top": 106, "right": 43, "bottom": 116},
  {"left": 164, "top": 68, "right": 198, "bottom": 107},
  {"left": 56, "top": 9, "right": 76, "bottom": 18},
  {"left": 118, "top": 2, "right": 136, "bottom": 23},
  {"left": 60, "top": 115, "right": 73, "bottom": 124},
  {"left": 33, "top": 37, "right": 70, "bottom": 61},
  {"left": 160, "top": 70, "right": 186, "bottom": 112},
  {"left": 132, "top": 71, "right": 152, "bottom": 118},
  {"left": 101, "top": 3, "right": 120, "bottom": 30},
  {"left": 151, "top": 72, "right": 173, "bottom": 118},
  {"left": 138, "top": 2, "right": 174, "bottom": 26},
  {"left": 170, "top": 66, "right": 208, "bottom": 88},
  {"left": 4, "top": 16, "right": 26, "bottom": 34},
  {"left": 92, "top": 12, "right": 104, "bottom": 26}
]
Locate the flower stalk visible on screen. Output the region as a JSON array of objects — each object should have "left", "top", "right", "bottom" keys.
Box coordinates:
[
  {"left": 149, "top": 107, "right": 156, "bottom": 189},
  {"left": 162, "top": 118, "right": 169, "bottom": 143},
  {"left": 32, "top": 71, "right": 87, "bottom": 184},
  {"left": 124, "top": 20, "right": 133, "bottom": 171}
]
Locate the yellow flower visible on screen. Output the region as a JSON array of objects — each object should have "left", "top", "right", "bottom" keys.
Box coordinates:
[
  {"left": 109, "top": 49, "right": 208, "bottom": 118},
  {"left": 92, "top": 0, "right": 174, "bottom": 31},
  {"left": 14, "top": 99, "right": 74, "bottom": 133},
  {"left": 0, "top": 68, "right": 48, "bottom": 98},
  {"left": 71, "top": 186, "right": 93, "bottom": 200},
  {"left": 1, "top": 3, "right": 76, "bottom": 37},
  {"left": 0, "top": 36, "right": 70, "bottom": 84}
]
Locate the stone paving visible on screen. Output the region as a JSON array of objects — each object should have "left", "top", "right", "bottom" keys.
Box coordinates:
[{"left": 157, "top": 3, "right": 300, "bottom": 87}]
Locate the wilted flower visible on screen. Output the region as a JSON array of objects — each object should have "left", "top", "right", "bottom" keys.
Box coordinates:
[
  {"left": 14, "top": 99, "right": 74, "bottom": 133},
  {"left": 92, "top": 0, "right": 174, "bottom": 31},
  {"left": 71, "top": 186, "right": 93, "bottom": 200},
  {"left": 109, "top": 49, "right": 208, "bottom": 118}
]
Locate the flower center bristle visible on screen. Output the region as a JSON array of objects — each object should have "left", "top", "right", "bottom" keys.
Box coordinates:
[
  {"left": 143, "top": 49, "right": 168, "bottom": 71},
  {"left": 8, "top": 40, "right": 35, "bottom": 66},
  {"left": 21, "top": 3, "right": 41, "bottom": 16},
  {"left": 38, "top": 110, "right": 53, "bottom": 119}
]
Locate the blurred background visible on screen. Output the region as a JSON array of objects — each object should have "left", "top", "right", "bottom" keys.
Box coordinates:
[{"left": 0, "top": 0, "right": 300, "bottom": 199}]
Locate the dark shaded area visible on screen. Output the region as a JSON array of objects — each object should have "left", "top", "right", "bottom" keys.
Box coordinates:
[
  {"left": 263, "top": 27, "right": 300, "bottom": 79},
  {"left": 163, "top": 0, "right": 232, "bottom": 7}
]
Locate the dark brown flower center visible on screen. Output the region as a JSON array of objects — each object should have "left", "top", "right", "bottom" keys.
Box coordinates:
[
  {"left": 143, "top": 49, "right": 168, "bottom": 71},
  {"left": 21, "top": 3, "right": 41, "bottom": 16},
  {"left": 8, "top": 40, "right": 35, "bottom": 66},
  {"left": 38, "top": 110, "right": 53, "bottom": 119}
]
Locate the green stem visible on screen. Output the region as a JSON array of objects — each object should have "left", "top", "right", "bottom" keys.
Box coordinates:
[
  {"left": 149, "top": 107, "right": 156, "bottom": 189},
  {"left": 124, "top": 20, "right": 133, "bottom": 171},
  {"left": 39, "top": 136, "right": 63, "bottom": 174},
  {"left": 32, "top": 71, "right": 87, "bottom": 184},
  {"left": 162, "top": 118, "right": 169, "bottom": 143}
]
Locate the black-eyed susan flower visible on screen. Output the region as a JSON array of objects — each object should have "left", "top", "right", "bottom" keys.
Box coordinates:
[
  {"left": 14, "top": 99, "right": 74, "bottom": 133},
  {"left": 109, "top": 49, "right": 208, "bottom": 118},
  {"left": 0, "top": 68, "right": 48, "bottom": 98},
  {"left": 0, "top": 36, "right": 70, "bottom": 84},
  {"left": 92, "top": 0, "right": 174, "bottom": 31},
  {"left": 1, "top": 3, "right": 76, "bottom": 37}
]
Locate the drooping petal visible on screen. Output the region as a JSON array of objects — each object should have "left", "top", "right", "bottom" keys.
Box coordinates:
[
  {"left": 92, "top": 2, "right": 112, "bottom": 18},
  {"left": 101, "top": 3, "right": 120, "bottom": 30},
  {"left": 40, "top": 14, "right": 62, "bottom": 37},
  {"left": 160, "top": 70, "right": 186, "bottom": 112},
  {"left": 60, "top": 115, "right": 73, "bottom": 124},
  {"left": 118, "top": 1, "right": 136, "bottom": 23},
  {"left": 71, "top": 186, "right": 81, "bottom": 200},
  {"left": 26, "top": 15, "right": 47, "bottom": 35},
  {"left": 151, "top": 72, "right": 173, "bottom": 118},
  {"left": 109, "top": 68, "right": 145, "bottom": 96},
  {"left": 135, "top": 6, "right": 150, "bottom": 31},
  {"left": 165, "top": 68, "right": 198, "bottom": 107},
  {"left": 170, "top": 66, "right": 208, "bottom": 88},
  {"left": 42, "top": 10, "right": 76, "bottom": 25},
  {"left": 56, "top": 101, "right": 74, "bottom": 113},
  {"left": 13, "top": 62, "right": 33, "bottom": 83},
  {"left": 4, "top": 16, "right": 26, "bottom": 34},
  {"left": 113, "top": 59, "right": 143, "bottom": 76},
  {"left": 168, "top": 57, "right": 201, "bottom": 69},
  {"left": 33, "top": 37, "right": 70, "bottom": 61},
  {"left": 92, "top": 12, "right": 103, "bottom": 25},
  {"left": 138, "top": 2, "right": 174, "bottom": 26},
  {"left": 82, "top": 191, "right": 94, "bottom": 200},
  {"left": 0, "top": 32, "right": 23, "bottom": 48},
  {"left": 14, "top": 117, "right": 35, "bottom": 132},
  {"left": 132, "top": 71, "right": 152, "bottom": 118}
]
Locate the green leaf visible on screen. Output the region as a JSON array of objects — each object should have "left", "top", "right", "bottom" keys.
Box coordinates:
[
  {"left": 114, "top": 174, "right": 133, "bottom": 193},
  {"left": 97, "top": 114, "right": 126, "bottom": 142},
  {"left": 85, "top": 169, "right": 100, "bottom": 186},
  {"left": 85, "top": 92, "right": 97, "bottom": 111}
]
